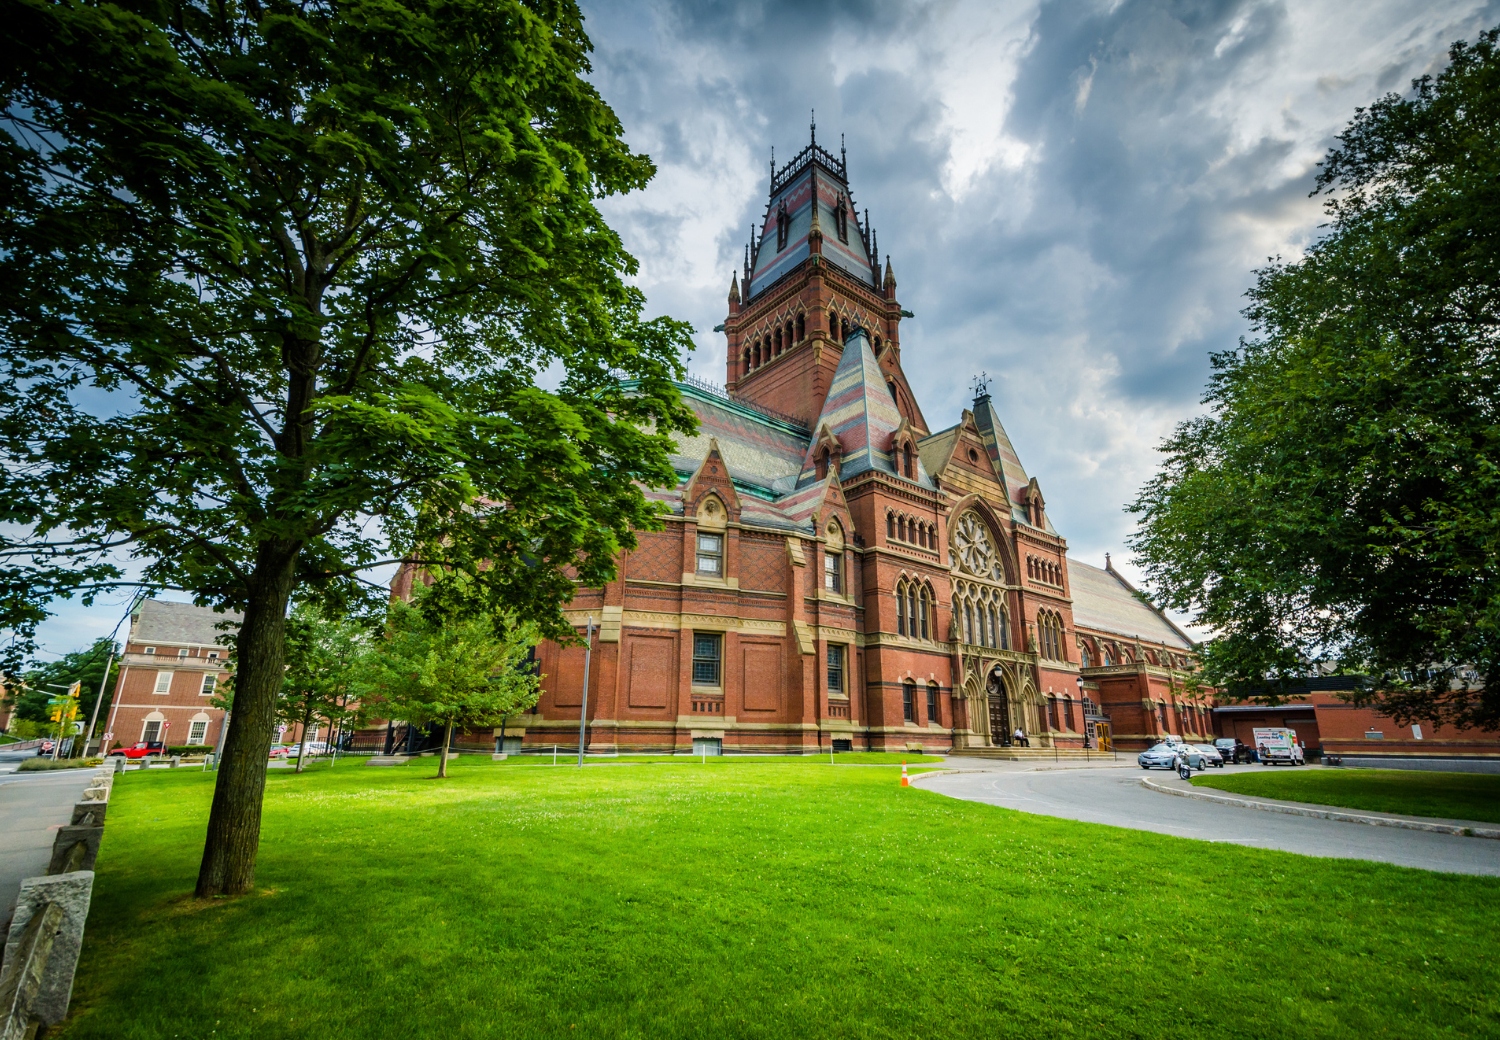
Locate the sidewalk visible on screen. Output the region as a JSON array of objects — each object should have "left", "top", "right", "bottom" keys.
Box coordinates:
[
  {"left": 1142, "top": 772, "right": 1500, "bottom": 839},
  {"left": 0, "top": 762, "right": 97, "bottom": 928}
]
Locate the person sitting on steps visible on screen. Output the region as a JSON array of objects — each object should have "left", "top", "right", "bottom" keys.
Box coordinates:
[{"left": 1012, "top": 726, "right": 1029, "bottom": 748}]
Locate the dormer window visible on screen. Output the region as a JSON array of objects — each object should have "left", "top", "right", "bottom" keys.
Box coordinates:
[
  {"left": 776, "top": 199, "right": 790, "bottom": 251},
  {"left": 902, "top": 444, "right": 915, "bottom": 480},
  {"left": 834, "top": 195, "right": 849, "bottom": 243}
]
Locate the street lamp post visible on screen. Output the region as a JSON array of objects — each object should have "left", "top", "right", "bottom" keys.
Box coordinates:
[
  {"left": 576, "top": 616, "right": 594, "bottom": 768},
  {"left": 1076, "top": 676, "right": 1089, "bottom": 749}
]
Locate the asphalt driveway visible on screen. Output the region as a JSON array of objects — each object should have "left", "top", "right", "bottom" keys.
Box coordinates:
[{"left": 919, "top": 763, "right": 1500, "bottom": 877}]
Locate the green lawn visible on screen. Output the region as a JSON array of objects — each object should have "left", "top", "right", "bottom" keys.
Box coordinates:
[
  {"left": 60, "top": 758, "right": 1499, "bottom": 1039},
  {"left": 1192, "top": 768, "right": 1500, "bottom": 825}
]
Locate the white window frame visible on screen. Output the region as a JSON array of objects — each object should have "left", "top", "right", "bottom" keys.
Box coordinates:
[
  {"left": 153, "top": 671, "right": 173, "bottom": 695},
  {"left": 199, "top": 674, "right": 217, "bottom": 697},
  {"left": 143, "top": 646, "right": 156, "bottom": 655},
  {"left": 141, "top": 719, "right": 162, "bottom": 742},
  {"left": 177, "top": 647, "right": 190, "bottom": 658},
  {"left": 188, "top": 720, "right": 208, "bottom": 744},
  {"left": 695, "top": 533, "right": 723, "bottom": 577}
]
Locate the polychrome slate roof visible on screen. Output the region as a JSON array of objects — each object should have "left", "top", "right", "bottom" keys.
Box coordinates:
[
  {"left": 795, "top": 332, "right": 932, "bottom": 489},
  {"left": 748, "top": 163, "right": 874, "bottom": 297},
  {"left": 1068, "top": 559, "right": 1192, "bottom": 649},
  {"left": 669, "top": 390, "right": 809, "bottom": 497}
]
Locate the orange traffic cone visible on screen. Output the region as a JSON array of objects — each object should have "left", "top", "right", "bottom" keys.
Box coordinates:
[{"left": 900, "top": 760, "right": 910, "bottom": 787}]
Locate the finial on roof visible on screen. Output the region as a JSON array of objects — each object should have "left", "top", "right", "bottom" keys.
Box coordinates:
[
  {"left": 810, "top": 109, "right": 816, "bottom": 149},
  {"left": 729, "top": 271, "right": 740, "bottom": 304},
  {"left": 1105, "top": 552, "right": 1114, "bottom": 571},
  {"left": 971, "top": 372, "right": 991, "bottom": 399},
  {"left": 884, "top": 256, "right": 896, "bottom": 289}
]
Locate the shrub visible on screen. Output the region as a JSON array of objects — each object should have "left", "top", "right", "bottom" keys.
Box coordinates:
[{"left": 18, "top": 757, "right": 104, "bottom": 771}]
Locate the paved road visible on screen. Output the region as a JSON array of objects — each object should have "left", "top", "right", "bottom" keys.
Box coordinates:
[
  {"left": 921, "top": 763, "right": 1500, "bottom": 877},
  {"left": 0, "top": 750, "right": 97, "bottom": 927}
]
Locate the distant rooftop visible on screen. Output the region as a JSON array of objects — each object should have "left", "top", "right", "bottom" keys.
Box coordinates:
[
  {"left": 131, "top": 599, "right": 240, "bottom": 648},
  {"left": 1067, "top": 559, "right": 1192, "bottom": 650}
]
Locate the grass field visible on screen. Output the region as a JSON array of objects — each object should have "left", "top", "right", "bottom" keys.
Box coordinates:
[
  {"left": 60, "top": 758, "right": 1500, "bottom": 1039},
  {"left": 1192, "top": 768, "right": 1500, "bottom": 824}
]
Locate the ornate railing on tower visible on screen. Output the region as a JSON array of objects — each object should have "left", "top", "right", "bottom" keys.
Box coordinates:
[
  {"left": 768, "top": 140, "right": 847, "bottom": 197},
  {"left": 678, "top": 373, "right": 811, "bottom": 432}
]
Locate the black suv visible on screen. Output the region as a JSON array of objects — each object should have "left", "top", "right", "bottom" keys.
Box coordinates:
[{"left": 1214, "top": 738, "right": 1250, "bottom": 764}]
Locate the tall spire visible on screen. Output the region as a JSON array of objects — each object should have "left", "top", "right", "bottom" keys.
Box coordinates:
[
  {"left": 728, "top": 271, "right": 740, "bottom": 305},
  {"left": 810, "top": 109, "right": 816, "bottom": 151}
]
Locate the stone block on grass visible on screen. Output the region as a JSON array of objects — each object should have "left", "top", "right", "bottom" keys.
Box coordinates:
[
  {"left": 366, "top": 755, "right": 411, "bottom": 766},
  {"left": 47, "top": 827, "right": 103, "bottom": 875},
  {"left": 69, "top": 800, "right": 107, "bottom": 827},
  {"left": 2, "top": 871, "right": 93, "bottom": 1025}
]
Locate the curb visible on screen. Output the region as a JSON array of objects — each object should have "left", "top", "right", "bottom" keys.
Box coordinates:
[{"left": 1140, "top": 777, "right": 1500, "bottom": 840}]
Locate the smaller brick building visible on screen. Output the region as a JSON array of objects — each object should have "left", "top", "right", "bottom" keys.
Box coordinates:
[{"left": 101, "top": 599, "right": 238, "bottom": 753}]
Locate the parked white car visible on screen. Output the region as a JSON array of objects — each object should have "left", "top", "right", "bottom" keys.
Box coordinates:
[{"left": 1192, "top": 744, "right": 1225, "bottom": 768}]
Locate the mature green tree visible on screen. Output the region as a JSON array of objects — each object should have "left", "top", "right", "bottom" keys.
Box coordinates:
[
  {"left": 6, "top": 638, "right": 119, "bottom": 745},
  {"left": 356, "top": 581, "right": 540, "bottom": 778},
  {"left": 1129, "top": 28, "right": 1500, "bottom": 728},
  {"left": 0, "top": 0, "right": 695, "bottom": 895},
  {"left": 278, "top": 603, "right": 366, "bottom": 772}
]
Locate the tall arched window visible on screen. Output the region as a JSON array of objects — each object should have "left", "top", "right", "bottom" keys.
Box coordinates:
[
  {"left": 796, "top": 313, "right": 805, "bottom": 340},
  {"left": 896, "top": 580, "right": 907, "bottom": 637},
  {"left": 1080, "top": 644, "right": 1091, "bottom": 668},
  {"left": 886, "top": 513, "right": 895, "bottom": 539},
  {"left": 786, "top": 320, "right": 794, "bottom": 348},
  {"left": 902, "top": 444, "right": 914, "bottom": 479},
  {"left": 919, "top": 586, "right": 930, "bottom": 639},
  {"left": 964, "top": 602, "right": 975, "bottom": 645},
  {"left": 906, "top": 585, "right": 917, "bottom": 638},
  {"left": 987, "top": 606, "right": 998, "bottom": 648}
]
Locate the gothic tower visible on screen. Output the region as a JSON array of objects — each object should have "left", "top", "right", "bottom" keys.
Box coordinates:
[{"left": 725, "top": 120, "right": 927, "bottom": 432}]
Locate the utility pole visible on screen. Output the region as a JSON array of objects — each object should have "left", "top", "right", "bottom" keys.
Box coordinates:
[
  {"left": 82, "top": 650, "right": 115, "bottom": 756},
  {"left": 576, "top": 616, "right": 594, "bottom": 768}
]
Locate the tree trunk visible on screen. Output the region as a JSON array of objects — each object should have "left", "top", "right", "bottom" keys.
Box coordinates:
[
  {"left": 195, "top": 542, "right": 299, "bottom": 897},
  {"left": 438, "top": 720, "right": 453, "bottom": 778},
  {"left": 295, "top": 696, "right": 314, "bottom": 774}
]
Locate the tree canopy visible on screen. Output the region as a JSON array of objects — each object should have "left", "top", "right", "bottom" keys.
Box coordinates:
[
  {"left": 3, "top": 637, "right": 118, "bottom": 742},
  {"left": 278, "top": 602, "right": 367, "bottom": 770},
  {"left": 1129, "top": 28, "right": 1500, "bottom": 728},
  {"left": 356, "top": 578, "right": 540, "bottom": 778},
  {"left": 1, "top": 0, "right": 695, "bottom": 894}
]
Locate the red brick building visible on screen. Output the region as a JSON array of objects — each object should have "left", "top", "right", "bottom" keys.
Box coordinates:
[
  {"left": 102, "top": 599, "right": 237, "bottom": 753},
  {"left": 1214, "top": 679, "right": 1500, "bottom": 769},
  {"left": 506, "top": 129, "right": 1209, "bottom": 756}
]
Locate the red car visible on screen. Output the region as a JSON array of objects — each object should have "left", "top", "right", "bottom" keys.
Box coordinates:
[{"left": 108, "top": 741, "right": 166, "bottom": 759}]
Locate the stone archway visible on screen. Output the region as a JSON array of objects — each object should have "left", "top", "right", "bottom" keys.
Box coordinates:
[{"left": 986, "top": 667, "right": 1012, "bottom": 747}]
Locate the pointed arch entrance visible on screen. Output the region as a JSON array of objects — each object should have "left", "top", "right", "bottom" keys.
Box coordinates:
[{"left": 986, "top": 667, "right": 1012, "bottom": 747}]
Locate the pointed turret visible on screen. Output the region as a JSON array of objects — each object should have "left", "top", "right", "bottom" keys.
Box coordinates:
[
  {"left": 884, "top": 257, "right": 897, "bottom": 299},
  {"left": 728, "top": 271, "right": 740, "bottom": 310},
  {"left": 791, "top": 330, "right": 930, "bottom": 489},
  {"left": 970, "top": 385, "right": 1053, "bottom": 532}
]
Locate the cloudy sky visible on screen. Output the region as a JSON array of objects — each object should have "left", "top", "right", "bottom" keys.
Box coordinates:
[
  {"left": 26, "top": 0, "right": 1499, "bottom": 659},
  {"left": 567, "top": 0, "right": 1497, "bottom": 629}
]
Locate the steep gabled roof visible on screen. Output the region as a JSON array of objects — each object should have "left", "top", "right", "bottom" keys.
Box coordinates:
[
  {"left": 794, "top": 331, "right": 932, "bottom": 489},
  {"left": 1068, "top": 558, "right": 1193, "bottom": 650},
  {"left": 971, "top": 392, "right": 1030, "bottom": 500},
  {"left": 745, "top": 128, "right": 877, "bottom": 299},
  {"left": 131, "top": 599, "right": 240, "bottom": 647}
]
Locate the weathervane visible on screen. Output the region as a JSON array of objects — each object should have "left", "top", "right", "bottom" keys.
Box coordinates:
[{"left": 971, "top": 372, "right": 991, "bottom": 398}]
